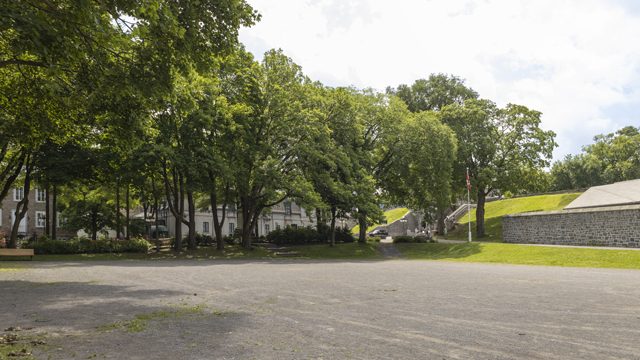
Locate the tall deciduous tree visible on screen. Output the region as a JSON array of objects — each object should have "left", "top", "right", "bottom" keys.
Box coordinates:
[{"left": 438, "top": 99, "right": 556, "bottom": 237}]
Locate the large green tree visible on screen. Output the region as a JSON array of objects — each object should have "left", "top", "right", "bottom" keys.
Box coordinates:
[
  {"left": 438, "top": 99, "right": 557, "bottom": 237},
  {"left": 583, "top": 126, "right": 640, "bottom": 183}
]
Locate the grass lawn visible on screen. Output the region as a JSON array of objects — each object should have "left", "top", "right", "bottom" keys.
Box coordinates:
[
  {"left": 351, "top": 207, "right": 409, "bottom": 234},
  {"left": 396, "top": 242, "right": 640, "bottom": 269},
  {"left": 446, "top": 193, "right": 581, "bottom": 242},
  {"left": 0, "top": 245, "right": 278, "bottom": 262},
  {"left": 283, "top": 242, "right": 381, "bottom": 260}
]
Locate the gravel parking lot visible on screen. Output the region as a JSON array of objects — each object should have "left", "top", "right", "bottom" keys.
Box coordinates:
[{"left": 1, "top": 259, "right": 640, "bottom": 359}]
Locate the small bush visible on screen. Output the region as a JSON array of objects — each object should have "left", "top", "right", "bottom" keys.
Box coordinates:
[
  {"left": 37, "top": 234, "right": 50, "bottom": 242},
  {"left": 195, "top": 233, "right": 214, "bottom": 246},
  {"left": 223, "top": 236, "right": 237, "bottom": 245},
  {"left": 392, "top": 236, "right": 426, "bottom": 243},
  {"left": 367, "top": 237, "right": 380, "bottom": 242}
]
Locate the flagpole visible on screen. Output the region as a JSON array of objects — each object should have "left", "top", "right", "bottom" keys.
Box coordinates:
[{"left": 467, "top": 167, "right": 472, "bottom": 243}]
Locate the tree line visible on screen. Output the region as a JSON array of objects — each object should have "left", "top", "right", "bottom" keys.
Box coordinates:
[{"left": 0, "top": 1, "right": 556, "bottom": 249}]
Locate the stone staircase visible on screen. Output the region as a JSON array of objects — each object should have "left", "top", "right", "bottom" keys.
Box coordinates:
[{"left": 253, "top": 242, "right": 299, "bottom": 257}]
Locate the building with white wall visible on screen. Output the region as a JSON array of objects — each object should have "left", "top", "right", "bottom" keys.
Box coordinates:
[{"left": 157, "top": 200, "right": 313, "bottom": 238}]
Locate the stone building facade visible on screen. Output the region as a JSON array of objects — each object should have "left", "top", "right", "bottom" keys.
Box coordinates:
[
  {"left": 0, "top": 186, "right": 76, "bottom": 240},
  {"left": 502, "top": 204, "right": 640, "bottom": 248}
]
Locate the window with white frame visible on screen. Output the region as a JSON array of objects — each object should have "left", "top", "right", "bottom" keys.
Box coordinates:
[
  {"left": 229, "top": 222, "right": 235, "bottom": 234},
  {"left": 14, "top": 186, "right": 24, "bottom": 201},
  {"left": 36, "top": 189, "right": 46, "bottom": 203},
  {"left": 36, "top": 211, "right": 46, "bottom": 228},
  {"left": 227, "top": 203, "right": 236, "bottom": 216},
  {"left": 203, "top": 221, "right": 210, "bottom": 233},
  {"left": 284, "top": 202, "right": 292, "bottom": 215},
  {"left": 265, "top": 224, "right": 269, "bottom": 234}
]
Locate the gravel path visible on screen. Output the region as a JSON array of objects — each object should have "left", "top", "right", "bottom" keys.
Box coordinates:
[{"left": 1, "top": 259, "right": 640, "bottom": 359}]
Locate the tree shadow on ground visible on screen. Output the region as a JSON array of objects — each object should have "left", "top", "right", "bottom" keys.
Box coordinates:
[{"left": 0, "top": 280, "right": 252, "bottom": 359}]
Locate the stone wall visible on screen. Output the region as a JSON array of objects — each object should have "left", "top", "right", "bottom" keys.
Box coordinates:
[{"left": 502, "top": 205, "right": 640, "bottom": 248}]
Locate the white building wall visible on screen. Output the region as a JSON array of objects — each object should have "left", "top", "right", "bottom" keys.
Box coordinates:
[{"left": 159, "top": 201, "right": 312, "bottom": 239}]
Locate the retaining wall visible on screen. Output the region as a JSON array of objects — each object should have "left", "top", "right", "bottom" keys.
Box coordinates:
[{"left": 502, "top": 205, "right": 640, "bottom": 248}]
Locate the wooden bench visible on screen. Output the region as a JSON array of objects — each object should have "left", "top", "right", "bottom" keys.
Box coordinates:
[{"left": 0, "top": 249, "right": 34, "bottom": 261}]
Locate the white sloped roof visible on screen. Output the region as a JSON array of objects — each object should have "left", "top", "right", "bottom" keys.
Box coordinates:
[{"left": 564, "top": 179, "right": 640, "bottom": 210}]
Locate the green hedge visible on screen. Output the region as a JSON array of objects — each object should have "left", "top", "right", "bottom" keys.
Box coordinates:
[
  {"left": 23, "top": 238, "right": 151, "bottom": 255},
  {"left": 392, "top": 236, "right": 433, "bottom": 244},
  {"left": 266, "top": 226, "right": 354, "bottom": 244}
]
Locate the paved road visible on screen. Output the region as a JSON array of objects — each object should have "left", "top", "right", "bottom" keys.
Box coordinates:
[{"left": 1, "top": 260, "right": 640, "bottom": 359}]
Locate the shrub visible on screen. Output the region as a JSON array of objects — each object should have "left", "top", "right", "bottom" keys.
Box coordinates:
[
  {"left": 37, "top": 234, "right": 50, "bottom": 242},
  {"left": 367, "top": 237, "right": 381, "bottom": 243},
  {"left": 24, "top": 238, "right": 151, "bottom": 255},
  {"left": 223, "top": 236, "right": 237, "bottom": 245},
  {"left": 195, "top": 233, "right": 214, "bottom": 246},
  {"left": 392, "top": 236, "right": 423, "bottom": 243}
]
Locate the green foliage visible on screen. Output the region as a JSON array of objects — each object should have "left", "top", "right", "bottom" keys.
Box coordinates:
[
  {"left": 392, "top": 236, "right": 428, "bottom": 243},
  {"left": 195, "top": 234, "right": 214, "bottom": 246},
  {"left": 266, "top": 226, "right": 353, "bottom": 244},
  {"left": 438, "top": 99, "right": 557, "bottom": 237},
  {"left": 23, "top": 238, "right": 151, "bottom": 255},
  {"left": 387, "top": 74, "right": 479, "bottom": 112}
]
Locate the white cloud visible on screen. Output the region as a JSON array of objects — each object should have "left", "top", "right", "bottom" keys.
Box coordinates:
[{"left": 240, "top": 0, "right": 640, "bottom": 161}]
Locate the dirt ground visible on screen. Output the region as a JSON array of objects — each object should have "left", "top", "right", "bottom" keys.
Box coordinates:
[{"left": 1, "top": 259, "right": 640, "bottom": 359}]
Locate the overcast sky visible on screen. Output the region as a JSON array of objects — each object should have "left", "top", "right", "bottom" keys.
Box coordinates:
[{"left": 239, "top": 0, "right": 640, "bottom": 162}]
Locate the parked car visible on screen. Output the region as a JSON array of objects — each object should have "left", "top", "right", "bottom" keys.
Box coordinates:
[{"left": 368, "top": 229, "right": 388, "bottom": 238}]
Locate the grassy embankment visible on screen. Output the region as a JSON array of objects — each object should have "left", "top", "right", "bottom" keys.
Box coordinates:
[
  {"left": 446, "top": 193, "right": 581, "bottom": 242},
  {"left": 351, "top": 207, "right": 409, "bottom": 234},
  {"left": 395, "top": 242, "right": 640, "bottom": 269}
]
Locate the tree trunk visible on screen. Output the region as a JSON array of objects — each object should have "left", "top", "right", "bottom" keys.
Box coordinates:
[
  {"left": 211, "top": 192, "right": 226, "bottom": 250},
  {"left": 316, "top": 208, "right": 322, "bottom": 233},
  {"left": 152, "top": 176, "right": 160, "bottom": 251},
  {"left": 358, "top": 211, "right": 367, "bottom": 243},
  {"left": 330, "top": 206, "right": 336, "bottom": 247},
  {"left": 126, "top": 185, "right": 130, "bottom": 240},
  {"left": 91, "top": 207, "right": 98, "bottom": 240},
  {"left": 437, "top": 211, "right": 445, "bottom": 236},
  {"left": 476, "top": 190, "right": 486, "bottom": 238},
  {"left": 187, "top": 191, "right": 196, "bottom": 250},
  {"left": 51, "top": 185, "right": 57, "bottom": 240},
  {"left": 116, "top": 185, "right": 120, "bottom": 239},
  {"left": 9, "top": 155, "right": 32, "bottom": 248},
  {"left": 241, "top": 196, "right": 254, "bottom": 249},
  {"left": 45, "top": 181, "right": 50, "bottom": 236}
]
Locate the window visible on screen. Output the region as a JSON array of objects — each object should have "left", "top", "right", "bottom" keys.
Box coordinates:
[
  {"left": 227, "top": 203, "right": 236, "bottom": 216},
  {"left": 14, "top": 187, "right": 24, "bottom": 201},
  {"left": 229, "top": 222, "right": 235, "bottom": 234},
  {"left": 203, "top": 221, "right": 210, "bottom": 233},
  {"left": 265, "top": 224, "right": 270, "bottom": 234},
  {"left": 284, "top": 202, "right": 292, "bottom": 215},
  {"left": 291, "top": 224, "right": 298, "bottom": 229},
  {"left": 57, "top": 212, "right": 66, "bottom": 227},
  {"left": 36, "top": 211, "right": 46, "bottom": 228},
  {"left": 276, "top": 222, "right": 280, "bottom": 230},
  {"left": 36, "top": 189, "right": 46, "bottom": 203}
]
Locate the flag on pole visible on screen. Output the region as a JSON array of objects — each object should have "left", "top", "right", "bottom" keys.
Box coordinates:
[{"left": 466, "top": 170, "right": 471, "bottom": 190}]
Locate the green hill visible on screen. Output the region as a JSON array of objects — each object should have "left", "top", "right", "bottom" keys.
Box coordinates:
[
  {"left": 447, "top": 193, "right": 581, "bottom": 242},
  {"left": 351, "top": 207, "right": 409, "bottom": 234}
]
